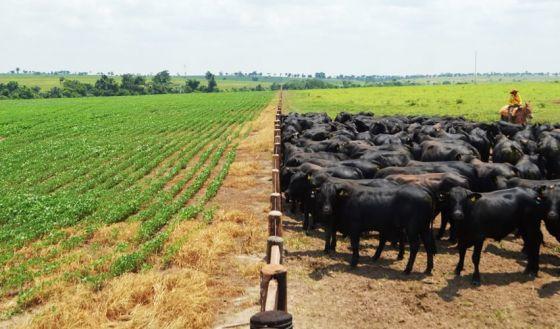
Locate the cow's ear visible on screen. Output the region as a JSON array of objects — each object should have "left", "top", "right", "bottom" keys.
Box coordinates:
[{"left": 468, "top": 193, "right": 482, "bottom": 203}]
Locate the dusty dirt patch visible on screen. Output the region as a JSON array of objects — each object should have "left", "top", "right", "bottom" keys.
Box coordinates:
[
  {"left": 551, "top": 99, "right": 560, "bottom": 105},
  {"left": 211, "top": 97, "right": 278, "bottom": 328},
  {"left": 283, "top": 212, "right": 560, "bottom": 328}
]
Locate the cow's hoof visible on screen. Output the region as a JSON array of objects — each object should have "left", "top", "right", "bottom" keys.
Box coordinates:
[
  {"left": 403, "top": 268, "right": 412, "bottom": 275},
  {"left": 523, "top": 268, "right": 538, "bottom": 278},
  {"left": 471, "top": 274, "right": 481, "bottom": 286},
  {"left": 372, "top": 255, "right": 380, "bottom": 262},
  {"left": 454, "top": 268, "right": 462, "bottom": 276},
  {"left": 350, "top": 260, "right": 358, "bottom": 268},
  {"left": 424, "top": 269, "right": 433, "bottom": 276},
  {"left": 397, "top": 254, "right": 404, "bottom": 261}
]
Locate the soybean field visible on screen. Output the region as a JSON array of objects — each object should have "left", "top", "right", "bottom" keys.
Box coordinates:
[{"left": 0, "top": 91, "right": 273, "bottom": 319}]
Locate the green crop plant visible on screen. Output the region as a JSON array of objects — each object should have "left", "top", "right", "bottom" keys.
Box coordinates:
[{"left": 0, "top": 91, "right": 273, "bottom": 317}]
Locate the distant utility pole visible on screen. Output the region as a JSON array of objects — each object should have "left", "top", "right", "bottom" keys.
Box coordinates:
[{"left": 474, "top": 51, "right": 478, "bottom": 84}]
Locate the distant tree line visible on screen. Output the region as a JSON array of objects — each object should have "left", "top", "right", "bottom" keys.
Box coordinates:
[{"left": 0, "top": 70, "right": 219, "bottom": 100}]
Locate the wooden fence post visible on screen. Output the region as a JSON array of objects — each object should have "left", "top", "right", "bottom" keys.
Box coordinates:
[
  {"left": 274, "top": 142, "right": 281, "bottom": 155},
  {"left": 250, "top": 311, "right": 293, "bottom": 329},
  {"left": 270, "top": 192, "right": 281, "bottom": 212},
  {"left": 268, "top": 210, "right": 282, "bottom": 237},
  {"left": 272, "top": 168, "right": 280, "bottom": 193},
  {"left": 260, "top": 264, "right": 288, "bottom": 312},
  {"left": 266, "top": 236, "right": 284, "bottom": 264},
  {"left": 252, "top": 90, "right": 292, "bottom": 324}
]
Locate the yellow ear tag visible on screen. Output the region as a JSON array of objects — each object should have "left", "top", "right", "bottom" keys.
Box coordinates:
[
  {"left": 307, "top": 175, "right": 311, "bottom": 181},
  {"left": 470, "top": 196, "right": 477, "bottom": 202}
]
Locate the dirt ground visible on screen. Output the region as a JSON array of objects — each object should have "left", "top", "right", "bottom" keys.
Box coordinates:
[
  {"left": 284, "top": 214, "right": 560, "bottom": 328},
  {"left": 215, "top": 101, "right": 560, "bottom": 329}
]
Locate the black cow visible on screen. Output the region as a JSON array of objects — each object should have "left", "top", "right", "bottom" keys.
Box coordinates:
[
  {"left": 515, "top": 154, "right": 544, "bottom": 180},
  {"left": 445, "top": 187, "right": 543, "bottom": 284},
  {"left": 317, "top": 182, "right": 436, "bottom": 274},
  {"left": 415, "top": 140, "right": 480, "bottom": 162},
  {"left": 538, "top": 132, "right": 560, "bottom": 179},
  {"left": 492, "top": 135, "right": 524, "bottom": 165},
  {"left": 537, "top": 185, "right": 560, "bottom": 244},
  {"left": 506, "top": 177, "right": 560, "bottom": 189}
]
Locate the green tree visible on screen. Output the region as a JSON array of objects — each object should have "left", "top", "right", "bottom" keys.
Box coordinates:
[
  {"left": 94, "top": 75, "right": 120, "bottom": 96},
  {"left": 47, "top": 86, "right": 63, "bottom": 98},
  {"left": 185, "top": 79, "right": 200, "bottom": 93},
  {"left": 315, "top": 72, "right": 326, "bottom": 79},
  {"left": 121, "top": 74, "right": 147, "bottom": 94},
  {"left": 205, "top": 71, "right": 217, "bottom": 92},
  {"left": 152, "top": 70, "right": 171, "bottom": 94}
]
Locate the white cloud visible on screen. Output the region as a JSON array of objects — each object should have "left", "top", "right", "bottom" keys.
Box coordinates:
[{"left": 1, "top": 0, "right": 559, "bottom": 75}]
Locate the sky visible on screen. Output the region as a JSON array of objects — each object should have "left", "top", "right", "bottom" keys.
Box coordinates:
[{"left": 1, "top": 0, "right": 559, "bottom": 76}]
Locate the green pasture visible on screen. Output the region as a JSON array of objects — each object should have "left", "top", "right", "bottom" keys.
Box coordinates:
[{"left": 286, "top": 82, "right": 560, "bottom": 122}]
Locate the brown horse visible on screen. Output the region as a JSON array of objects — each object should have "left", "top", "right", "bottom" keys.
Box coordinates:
[{"left": 499, "top": 102, "right": 533, "bottom": 125}]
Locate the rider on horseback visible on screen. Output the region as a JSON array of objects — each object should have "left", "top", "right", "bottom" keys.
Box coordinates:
[{"left": 499, "top": 89, "right": 532, "bottom": 124}]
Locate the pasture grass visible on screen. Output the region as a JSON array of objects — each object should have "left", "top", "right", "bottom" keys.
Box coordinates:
[{"left": 286, "top": 81, "right": 560, "bottom": 122}]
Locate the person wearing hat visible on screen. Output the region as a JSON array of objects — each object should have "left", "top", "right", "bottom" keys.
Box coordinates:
[{"left": 508, "top": 89, "right": 523, "bottom": 107}]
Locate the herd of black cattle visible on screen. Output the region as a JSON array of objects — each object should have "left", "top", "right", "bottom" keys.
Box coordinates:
[{"left": 280, "top": 112, "right": 560, "bottom": 284}]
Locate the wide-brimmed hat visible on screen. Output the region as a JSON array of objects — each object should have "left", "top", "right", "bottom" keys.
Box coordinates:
[{"left": 510, "top": 89, "right": 518, "bottom": 94}]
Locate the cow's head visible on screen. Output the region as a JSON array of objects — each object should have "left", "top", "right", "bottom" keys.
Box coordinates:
[
  {"left": 316, "top": 181, "right": 351, "bottom": 217},
  {"left": 447, "top": 187, "right": 481, "bottom": 223},
  {"left": 537, "top": 185, "right": 560, "bottom": 224}
]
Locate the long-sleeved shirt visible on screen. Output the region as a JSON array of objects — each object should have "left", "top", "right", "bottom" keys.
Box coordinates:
[{"left": 508, "top": 94, "right": 523, "bottom": 106}]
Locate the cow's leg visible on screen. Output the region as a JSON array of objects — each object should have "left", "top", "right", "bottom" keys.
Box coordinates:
[
  {"left": 309, "top": 193, "right": 316, "bottom": 229},
  {"left": 421, "top": 230, "right": 436, "bottom": 275},
  {"left": 404, "top": 233, "right": 419, "bottom": 274},
  {"left": 303, "top": 214, "right": 309, "bottom": 231},
  {"left": 303, "top": 202, "right": 311, "bottom": 234},
  {"left": 397, "top": 231, "right": 405, "bottom": 260},
  {"left": 437, "top": 213, "right": 447, "bottom": 240},
  {"left": 372, "top": 232, "right": 387, "bottom": 262},
  {"left": 455, "top": 243, "right": 467, "bottom": 275},
  {"left": 448, "top": 217, "right": 457, "bottom": 243},
  {"left": 471, "top": 240, "right": 483, "bottom": 285},
  {"left": 522, "top": 227, "right": 542, "bottom": 276},
  {"left": 330, "top": 228, "right": 338, "bottom": 251},
  {"left": 350, "top": 233, "right": 361, "bottom": 267},
  {"left": 324, "top": 224, "right": 333, "bottom": 253}
]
